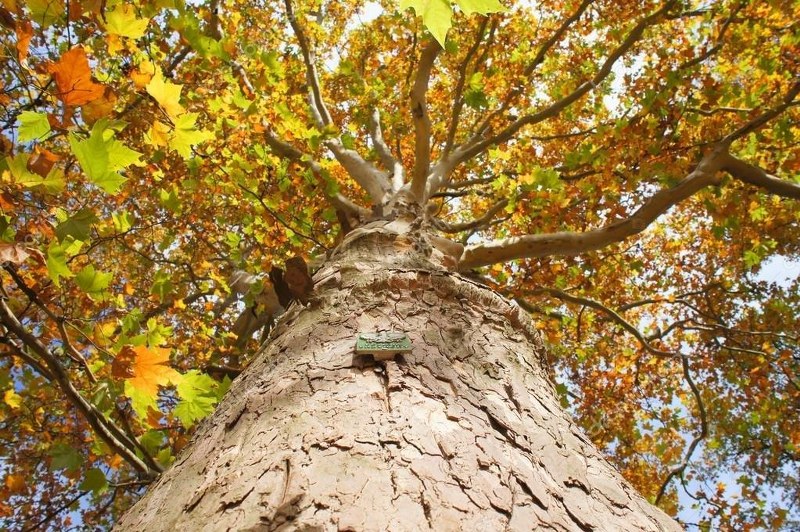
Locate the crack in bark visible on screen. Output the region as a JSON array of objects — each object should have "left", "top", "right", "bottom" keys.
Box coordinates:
[
  {"left": 514, "top": 476, "right": 547, "bottom": 510},
  {"left": 482, "top": 406, "right": 530, "bottom": 455},
  {"left": 376, "top": 363, "right": 392, "bottom": 412}
]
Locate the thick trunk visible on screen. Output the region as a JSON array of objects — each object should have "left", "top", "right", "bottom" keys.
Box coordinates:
[{"left": 115, "top": 222, "right": 679, "bottom": 531}]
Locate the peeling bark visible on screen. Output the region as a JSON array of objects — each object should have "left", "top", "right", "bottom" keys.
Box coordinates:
[{"left": 115, "top": 223, "right": 679, "bottom": 531}]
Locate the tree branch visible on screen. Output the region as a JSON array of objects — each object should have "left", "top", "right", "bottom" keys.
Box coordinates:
[
  {"left": 263, "top": 129, "right": 371, "bottom": 220},
  {"left": 459, "top": 144, "right": 726, "bottom": 269},
  {"left": 720, "top": 153, "right": 800, "bottom": 199},
  {"left": 0, "top": 298, "right": 160, "bottom": 478},
  {"left": 451, "top": 0, "right": 674, "bottom": 170},
  {"left": 283, "top": 0, "right": 390, "bottom": 203},
  {"left": 722, "top": 79, "right": 800, "bottom": 144},
  {"left": 529, "top": 287, "right": 675, "bottom": 357},
  {"left": 655, "top": 355, "right": 708, "bottom": 505},
  {"left": 433, "top": 198, "right": 508, "bottom": 233},
  {"left": 368, "top": 108, "right": 404, "bottom": 191},
  {"left": 471, "top": 0, "right": 593, "bottom": 140},
  {"left": 443, "top": 17, "right": 491, "bottom": 155},
  {"left": 409, "top": 40, "right": 441, "bottom": 202}
]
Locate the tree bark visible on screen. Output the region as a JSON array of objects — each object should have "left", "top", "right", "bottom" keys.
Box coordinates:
[{"left": 115, "top": 222, "right": 680, "bottom": 531}]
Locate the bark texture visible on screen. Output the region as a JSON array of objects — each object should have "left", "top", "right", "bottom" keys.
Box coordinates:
[{"left": 115, "top": 221, "right": 680, "bottom": 531}]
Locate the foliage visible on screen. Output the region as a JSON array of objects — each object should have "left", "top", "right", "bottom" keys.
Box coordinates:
[{"left": 0, "top": 0, "right": 798, "bottom": 529}]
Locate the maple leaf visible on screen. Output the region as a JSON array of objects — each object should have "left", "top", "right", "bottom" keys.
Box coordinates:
[
  {"left": 124, "top": 345, "right": 182, "bottom": 397},
  {"left": 146, "top": 72, "right": 184, "bottom": 118},
  {"left": 48, "top": 46, "right": 105, "bottom": 106},
  {"left": 17, "top": 111, "right": 51, "bottom": 142},
  {"left": 15, "top": 19, "right": 33, "bottom": 61},
  {"left": 103, "top": 4, "right": 150, "bottom": 39},
  {"left": 130, "top": 60, "right": 156, "bottom": 89},
  {"left": 170, "top": 113, "right": 214, "bottom": 158}
]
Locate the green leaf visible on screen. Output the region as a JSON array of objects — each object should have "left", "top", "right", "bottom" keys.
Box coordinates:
[
  {"left": 174, "top": 370, "right": 219, "bottom": 428},
  {"left": 159, "top": 187, "right": 182, "bottom": 213},
  {"left": 27, "top": 0, "right": 64, "bottom": 27},
  {"left": 47, "top": 240, "right": 76, "bottom": 286},
  {"left": 69, "top": 120, "right": 142, "bottom": 194},
  {"left": 6, "top": 154, "right": 65, "bottom": 193},
  {"left": 139, "top": 430, "right": 167, "bottom": 455},
  {"left": 75, "top": 265, "right": 113, "bottom": 295},
  {"left": 112, "top": 211, "right": 135, "bottom": 233},
  {"left": 456, "top": 0, "right": 506, "bottom": 16},
  {"left": 55, "top": 208, "right": 98, "bottom": 243},
  {"left": 401, "top": 0, "right": 506, "bottom": 46},
  {"left": 150, "top": 270, "right": 173, "bottom": 303},
  {"left": 216, "top": 375, "right": 232, "bottom": 401},
  {"left": 401, "top": 0, "right": 452, "bottom": 47},
  {"left": 49, "top": 443, "right": 82, "bottom": 472},
  {"left": 145, "top": 318, "right": 172, "bottom": 347},
  {"left": 80, "top": 468, "right": 108, "bottom": 495},
  {"left": 17, "top": 111, "right": 51, "bottom": 142},
  {"left": 104, "top": 4, "right": 150, "bottom": 39},
  {"left": 170, "top": 113, "right": 214, "bottom": 158},
  {"left": 124, "top": 380, "right": 159, "bottom": 419},
  {"left": 456, "top": 0, "right": 506, "bottom": 15}
]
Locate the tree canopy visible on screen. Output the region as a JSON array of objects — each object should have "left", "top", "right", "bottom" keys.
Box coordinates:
[{"left": 1, "top": 0, "right": 799, "bottom": 529}]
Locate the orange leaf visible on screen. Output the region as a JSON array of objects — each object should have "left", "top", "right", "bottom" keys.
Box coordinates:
[
  {"left": 82, "top": 86, "right": 117, "bottom": 124},
  {"left": 4, "top": 474, "right": 27, "bottom": 495},
  {"left": 27, "top": 147, "right": 59, "bottom": 177},
  {"left": 111, "top": 345, "right": 136, "bottom": 379},
  {"left": 15, "top": 19, "right": 32, "bottom": 61},
  {"left": 48, "top": 46, "right": 105, "bottom": 106},
  {"left": 125, "top": 345, "right": 181, "bottom": 396}
]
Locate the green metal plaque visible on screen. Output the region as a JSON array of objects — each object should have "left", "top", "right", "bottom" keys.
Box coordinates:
[{"left": 356, "top": 332, "right": 412, "bottom": 360}]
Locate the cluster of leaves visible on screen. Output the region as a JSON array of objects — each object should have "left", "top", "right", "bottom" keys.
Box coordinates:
[{"left": 0, "top": 0, "right": 798, "bottom": 529}]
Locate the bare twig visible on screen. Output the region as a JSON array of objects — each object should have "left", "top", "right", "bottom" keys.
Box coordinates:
[
  {"left": 528, "top": 287, "right": 676, "bottom": 357},
  {"left": 655, "top": 355, "right": 708, "bottom": 505}
]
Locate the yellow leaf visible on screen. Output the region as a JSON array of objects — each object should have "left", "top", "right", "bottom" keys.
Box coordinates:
[
  {"left": 106, "top": 34, "right": 126, "bottom": 56},
  {"left": 125, "top": 345, "right": 182, "bottom": 396},
  {"left": 104, "top": 4, "right": 150, "bottom": 39},
  {"left": 147, "top": 120, "right": 171, "bottom": 147},
  {"left": 4, "top": 389, "right": 22, "bottom": 409},
  {"left": 131, "top": 60, "right": 155, "bottom": 89},
  {"left": 146, "top": 72, "right": 184, "bottom": 118}
]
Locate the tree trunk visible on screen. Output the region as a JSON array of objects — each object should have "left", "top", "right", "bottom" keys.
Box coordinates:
[{"left": 115, "top": 222, "right": 680, "bottom": 531}]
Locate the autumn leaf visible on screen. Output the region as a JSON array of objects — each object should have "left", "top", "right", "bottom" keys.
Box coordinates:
[
  {"left": 170, "top": 113, "right": 214, "bottom": 158},
  {"left": 146, "top": 71, "right": 184, "bottom": 118},
  {"left": 0, "top": 243, "right": 31, "bottom": 265},
  {"left": 130, "top": 60, "right": 156, "bottom": 89},
  {"left": 103, "top": 4, "right": 150, "bottom": 39},
  {"left": 3, "top": 389, "right": 22, "bottom": 409},
  {"left": 48, "top": 46, "right": 105, "bottom": 106},
  {"left": 82, "top": 87, "right": 118, "bottom": 125},
  {"left": 4, "top": 474, "right": 27, "bottom": 495},
  {"left": 15, "top": 19, "right": 33, "bottom": 61},
  {"left": 123, "top": 345, "right": 182, "bottom": 397}
]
